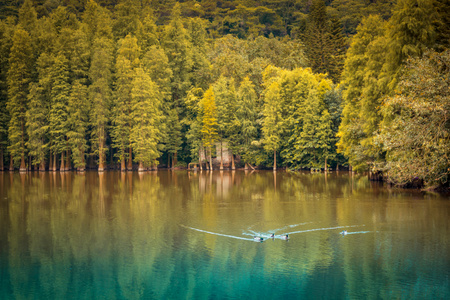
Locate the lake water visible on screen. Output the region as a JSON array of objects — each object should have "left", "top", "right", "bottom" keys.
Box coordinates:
[{"left": 0, "top": 171, "right": 449, "bottom": 299}]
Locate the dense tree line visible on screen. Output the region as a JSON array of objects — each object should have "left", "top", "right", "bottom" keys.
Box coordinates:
[{"left": 0, "top": 0, "right": 449, "bottom": 189}]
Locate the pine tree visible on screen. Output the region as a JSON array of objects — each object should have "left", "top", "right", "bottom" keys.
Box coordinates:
[
  {"left": 0, "top": 19, "right": 14, "bottom": 170},
  {"left": 112, "top": 34, "right": 140, "bottom": 171},
  {"left": 49, "top": 53, "right": 71, "bottom": 171},
  {"left": 113, "top": 0, "right": 142, "bottom": 39},
  {"left": 303, "top": 0, "right": 332, "bottom": 76},
  {"left": 18, "top": 0, "right": 38, "bottom": 41},
  {"left": 83, "top": 0, "right": 114, "bottom": 171},
  {"left": 292, "top": 91, "right": 322, "bottom": 169},
  {"left": 25, "top": 53, "right": 53, "bottom": 170},
  {"left": 7, "top": 26, "right": 33, "bottom": 171},
  {"left": 89, "top": 36, "right": 113, "bottom": 172},
  {"left": 130, "top": 67, "right": 164, "bottom": 171},
  {"left": 200, "top": 86, "right": 218, "bottom": 170},
  {"left": 67, "top": 80, "right": 89, "bottom": 171},
  {"left": 162, "top": 3, "right": 194, "bottom": 108},
  {"left": 236, "top": 76, "right": 259, "bottom": 168},
  {"left": 328, "top": 18, "right": 347, "bottom": 83},
  {"left": 213, "top": 76, "right": 237, "bottom": 169},
  {"left": 262, "top": 81, "right": 283, "bottom": 171}
]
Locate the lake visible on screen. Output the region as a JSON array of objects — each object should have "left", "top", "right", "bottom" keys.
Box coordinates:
[{"left": 0, "top": 171, "right": 449, "bottom": 299}]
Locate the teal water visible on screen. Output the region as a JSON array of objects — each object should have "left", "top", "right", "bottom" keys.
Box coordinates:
[{"left": 0, "top": 171, "right": 449, "bottom": 299}]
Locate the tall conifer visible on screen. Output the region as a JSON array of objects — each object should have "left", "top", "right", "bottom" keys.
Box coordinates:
[
  {"left": 7, "top": 27, "right": 33, "bottom": 170},
  {"left": 130, "top": 67, "right": 164, "bottom": 171},
  {"left": 200, "top": 87, "right": 218, "bottom": 170}
]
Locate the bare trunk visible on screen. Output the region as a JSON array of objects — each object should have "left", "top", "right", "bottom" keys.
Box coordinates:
[
  {"left": 336, "top": 163, "right": 339, "bottom": 171},
  {"left": 173, "top": 152, "right": 178, "bottom": 168},
  {"left": 121, "top": 154, "right": 126, "bottom": 172},
  {"left": 324, "top": 157, "right": 327, "bottom": 173},
  {"left": 54, "top": 153, "right": 58, "bottom": 171},
  {"left": 231, "top": 154, "right": 235, "bottom": 170},
  {"left": 273, "top": 150, "right": 277, "bottom": 171},
  {"left": 61, "top": 151, "right": 66, "bottom": 172},
  {"left": 49, "top": 151, "right": 53, "bottom": 171},
  {"left": 168, "top": 154, "right": 171, "bottom": 169},
  {"left": 66, "top": 150, "right": 71, "bottom": 171},
  {"left": 209, "top": 147, "right": 213, "bottom": 171},
  {"left": 138, "top": 161, "right": 145, "bottom": 172},
  {"left": 19, "top": 154, "right": 26, "bottom": 172},
  {"left": 244, "top": 163, "right": 248, "bottom": 170},
  {"left": 98, "top": 149, "right": 105, "bottom": 172},
  {"left": 9, "top": 155, "right": 13, "bottom": 171},
  {"left": 39, "top": 160, "right": 46, "bottom": 172},
  {"left": 220, "top": 141, "right": 223, "bottom": 170},
  {"left": 127, "top": 147, "right": 132, "bottom": 171}
]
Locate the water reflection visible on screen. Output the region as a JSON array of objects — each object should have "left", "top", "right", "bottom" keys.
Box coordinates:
[{"left": 0, "top": 171, "right": 449, "bottom": 299}]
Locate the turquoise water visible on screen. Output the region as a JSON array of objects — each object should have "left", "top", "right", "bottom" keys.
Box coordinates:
[{"left": 0, "top": 171, "right": 449, "bottom": 299}]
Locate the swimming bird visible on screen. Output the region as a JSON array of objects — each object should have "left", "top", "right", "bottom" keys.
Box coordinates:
[
  {"left": 340, "top": 230, "right": 348, "bottom": 236},
  {"left": 270, "top": 233, "right": 275, "bottom": 239},
  {"left": 254, "top": 236, "right": 264, "bottom": 242},
  {"left": 282, "top": 234, "right": 289, "bottom": 240}
]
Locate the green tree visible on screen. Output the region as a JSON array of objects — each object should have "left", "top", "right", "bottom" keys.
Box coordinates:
[
  {"left": 302, "top": 0, "right": 332, "bottom": 76},
  {"left": 83, "top": 0, "right": 114, "bottom": 171},
  {"left": 89, "top": 36, "right": 113, "bottom": 172},
  {"left": 377, "top": 50, "right": 450, "bottom": 188},
  {"left": 25, "top": 53, "right": 52, "bottom": 170},
  {"left": 130, "top": 67, "right": 164, "bottom": 170},
  {"left": 112, "top": 34, "right": 140, "bottom": 171},
  {"left": 49, "top": 54, "right": 71, "bottom": 171},
  {"left": 200, "top": 86, "right": 218, "bottom": 170},
  {"left": 0, "top": 19, "right": 14, "bottom": 170},
  {"left": 337, "top": 15, "right": 385, "bottom": 171},
  {"left": 113, "top": 0, "right": 141, "bottom": 39},
  {"left": 67, "top": 80, "right": 89, "bottom": 171},
  {"left": 7, "top": 26, "right": 33, "bottom": 170},
  {"left": 236, "top": 76, "right": 259, "bottom": 168},
  {"left": 213, "top": 76, "right": 237, "bottom": 169},
  {"left": 262, "top": 80, "right": 283, "bottom": 171},
  {"left": 162, "top": 3, "right": 194, "bottom": 107}
]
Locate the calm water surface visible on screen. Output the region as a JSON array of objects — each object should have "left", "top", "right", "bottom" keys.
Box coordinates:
[{"left": 0, "top": 171, "right": 449, "bottom": 299}]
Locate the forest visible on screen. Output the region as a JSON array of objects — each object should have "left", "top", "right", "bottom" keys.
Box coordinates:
[{"left": 0, "top": 0, "right": 449, "bottom": 189}]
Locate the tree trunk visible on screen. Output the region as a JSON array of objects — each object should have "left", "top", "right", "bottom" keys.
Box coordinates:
[
  {"left": 220, "top": 141, "right": 223, "bottom": 170},
  {"left": 336, "top": 163, "right": 339, "bottom": 171},
  {"left": 273, "top": 150, "right": 277, "bottom": 171},
  {"left": 173, "top": 152, "right": 178, "bottom": 168},
  {"left": 39, "top": 159, "right": 45, "bottom": 172},
  {"left": 9, "top": 155, "right": 13, "bottom": 171},
  {"left": 324, "top": 157, "right": 327, "bottom": 173},
  {"left": 60, "top": 151, "right": 65, "bottom": 172},
  {"left": 231, "top": 154, "right": 235, "bottom": 170},
  {"left": 19, "top": 154, "right": 26, "bottom": 172},
  {"left": 209, "top": 147, "right": 213, "bottom": 171},
  {"left": 98, "top": 145, "right": 105, "bottom": 172},
  {"left": 79, "top": 154, "right": 86, "bottom": 172},
  {"left": 121, "top": 155, "right": 126, "bottom": 172},
  {"left": 138, "top": 161, "right": 145, "bottom": 172},
  {"left": 127, "top": 147, "right": 132, "bottom": 171},
  {"left": 66, "top": 150, "right": 71, "bottom": 171},
  {"left": 244, "top": 163, "right": 248, "bottom": 170},
  {"left": 54, "top": 153, "right": 59, "bottom": 171},
  {"left": 49, "top": 151, "right": 53, "bottom": 171}
]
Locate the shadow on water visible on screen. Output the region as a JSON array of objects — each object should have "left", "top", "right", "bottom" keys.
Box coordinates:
[{"left": 0, "top": 171, "right": 449, "bottom": 299}]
